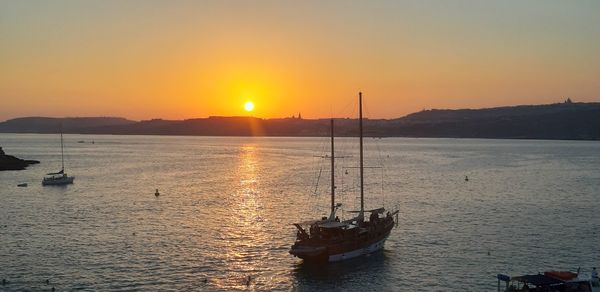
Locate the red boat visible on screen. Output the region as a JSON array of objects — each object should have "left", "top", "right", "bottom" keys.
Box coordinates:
[{"left": 497, "top": 268, "right": 600, "bottom": 292}]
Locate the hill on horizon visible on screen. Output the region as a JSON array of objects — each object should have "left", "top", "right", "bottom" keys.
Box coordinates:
[
  {"left": 1, "top": 101, "right": 599, "bottom": 140},
  {"left": 0, "top": 117, "right": 136, "bottom": 133}
]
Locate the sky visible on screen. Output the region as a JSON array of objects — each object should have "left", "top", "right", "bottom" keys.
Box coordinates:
[{"left": 1, "top": 0, "right": 599, "bottom": 121}]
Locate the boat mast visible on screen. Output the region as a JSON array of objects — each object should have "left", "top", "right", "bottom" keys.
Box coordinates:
[
  {"left": 60, "top": 124, "right": 64, "bottom": 172},
  {"left": 359, "top": 92, "right": 364, "bottom": 218},
  {"left": 330, "top": 118, "right": 335, "bottom": 219}
]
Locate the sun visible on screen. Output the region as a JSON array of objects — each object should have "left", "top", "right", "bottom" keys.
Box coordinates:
[{"left": 244, "top": 101, "right": 255, "bottom": 112}]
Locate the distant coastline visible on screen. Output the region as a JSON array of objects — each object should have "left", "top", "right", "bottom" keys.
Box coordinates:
[{"left": 1, "top": 101, "right": 599, "bottom": 140}]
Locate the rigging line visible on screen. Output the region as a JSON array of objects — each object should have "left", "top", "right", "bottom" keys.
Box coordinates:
[
  {"left": 333, "top": 95, "right": 360, "bottom": 212},
  {"left": 363, "top": 98, "right": 388, "bottom": 208},
  {"left": 333, "top": 127, "right": 349, "bottom": 218},
  {"left": 334, "top": 132, "right": 348, "bottom": 213},
  {"left": 378, "top": 150, "right": 396, "bottom": 208},
  {"left": 312, "top": 121, "right": 337, "bottom": 216},
  {"left": 309, "top": 128, "right": 330, "bottom": 220},
  {"left": 338, "top": 154, "right": 348, "bottom": 219},
  {"left": 313, "top": 168, "right": 323, "bottom": 195},
  {"left": 334, "top": 96, "right": 356, "bottom": 120},
  {"left": 382, "top": 166, "right": 385, "bottom": 208},
  {"left": 313, "top": 138, "right": 327, "bottom": 192},
  {"left": 372, "top": 123, "right": 387, "bottom": 207}
]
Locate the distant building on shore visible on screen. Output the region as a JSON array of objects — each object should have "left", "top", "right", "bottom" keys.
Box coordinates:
[{"left": 288, "top": 113, "right": 303, "bottom": 119}]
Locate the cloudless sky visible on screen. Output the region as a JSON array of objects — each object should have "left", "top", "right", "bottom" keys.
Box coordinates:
[{"left": 1, "top": 0, "right": 599, "bottom": 120}]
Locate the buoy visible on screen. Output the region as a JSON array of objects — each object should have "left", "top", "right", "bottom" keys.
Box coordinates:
[
  {"left": 2, "top": 279, "right": 6, "bottom": 285},
  {"left": 46, "top": 279, "right": 50, "bottom": 285},
  {"left": 155, "top": 189, "right": 160, "bottom": 197},
  {"left": 465, "top": 176, "right": 469, "bottom": 182}
]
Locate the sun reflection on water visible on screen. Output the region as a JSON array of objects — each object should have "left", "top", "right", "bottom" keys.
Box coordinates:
[{"left": 212, "top": 144, "right": 273, "bottom": 290}]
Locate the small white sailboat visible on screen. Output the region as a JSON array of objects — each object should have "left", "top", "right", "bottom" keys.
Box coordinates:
[{"left": 42, "top": 126, "right": 74, "bottom": 186}]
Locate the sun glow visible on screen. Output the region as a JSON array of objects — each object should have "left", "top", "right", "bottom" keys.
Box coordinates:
[{"left": 244, "top": 101, "right": 255, "bottom": 112}]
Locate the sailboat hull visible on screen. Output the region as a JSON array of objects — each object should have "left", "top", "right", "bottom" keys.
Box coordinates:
[
  {"left": 290, "top": 233, "right": 391, "bottom": 262},
  {"left": 290, "top": 219, "right": 395, "bottom": 262},
  {"left": 328, "top": 235, "right": 388, "bottom": 262},
  {"left": 42, "top": 176, "right": 74, "bottom": 186}
]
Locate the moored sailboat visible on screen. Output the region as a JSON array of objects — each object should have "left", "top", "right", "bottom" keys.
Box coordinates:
[
  {"left": 42, "top": 126, "right": 74, "bottom": 186},
  {"left": 289, "top": 92, "right": 398, "bottom": 262}
]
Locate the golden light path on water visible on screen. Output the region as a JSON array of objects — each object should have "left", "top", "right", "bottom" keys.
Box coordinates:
[{"left": 213, "top": 144, "right": 271, "bottom": 290}]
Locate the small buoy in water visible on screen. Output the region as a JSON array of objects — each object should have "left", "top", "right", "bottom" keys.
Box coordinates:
[
  {"left": 203, "top": 278, "right": 208, "bottom": 283},
  {"left": 245, "top": 275, "right": 252, "bottom": 286},
  {"left": 155, "top": 189, "right": 160, "bottom": 197},
  {"left": 46, "top": 279, "right": 50, "bottom": 285},
  {"left": 2, "top": 279, "right": 6, "bottom": 285},
  {"left": 52, "top": 286, "right": 55, "bottom": 292},
  {"left": 487, "top": 250, "right": 491, "bottom": 256},
  {"left": 465, "top": 176, "right": 469, "bottom": 182}
]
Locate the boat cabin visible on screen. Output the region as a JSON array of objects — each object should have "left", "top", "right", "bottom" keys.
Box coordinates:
[
  {"left": 293, "top": 219, "right": 359, "bottom": 242},
  {"left": 44, "top": 172, "right": 68, "bottom": 180}
]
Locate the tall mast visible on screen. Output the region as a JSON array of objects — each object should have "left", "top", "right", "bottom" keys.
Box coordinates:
[
  {"left": 359, "top": 92, "right": 364, "bottom": 217},
  {"left": 330, "top": 118, "right": 335, "bottom": 219},
  {"left": 60, "top": 124, "right": 64, "bottom": 172}
]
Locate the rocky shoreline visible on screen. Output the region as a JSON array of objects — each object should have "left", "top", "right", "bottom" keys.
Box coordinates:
[{"left": 0, "top": 147, "right": 40, "bottom": 171}]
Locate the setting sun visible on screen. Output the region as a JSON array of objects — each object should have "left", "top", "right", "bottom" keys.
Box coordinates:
[{"left": 244, "top": 101, "right": 255, "bottom": 112}]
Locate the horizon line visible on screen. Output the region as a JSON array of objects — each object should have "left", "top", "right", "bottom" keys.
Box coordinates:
[{"left": 1, "top": 99, "right": 597, "bottom": 123}]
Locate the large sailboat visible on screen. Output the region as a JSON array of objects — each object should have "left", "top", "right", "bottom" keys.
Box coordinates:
[
  {"left": 42, "top": 126, "right": 74, "bottom": 186},
  {"left": 290, "top": 92, "right": 399, "bottom": 262}
]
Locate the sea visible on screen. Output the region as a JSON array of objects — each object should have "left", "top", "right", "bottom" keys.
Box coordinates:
[{"left": 1, "top": 134, "right": 599, "bottom": 291}]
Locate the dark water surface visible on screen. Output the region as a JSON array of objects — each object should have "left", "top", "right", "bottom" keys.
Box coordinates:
[{"left": 1, "top": 134, "right": 599, "bottom": 291}]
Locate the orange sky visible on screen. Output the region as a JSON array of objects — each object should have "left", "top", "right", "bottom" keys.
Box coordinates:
[{"left": 1, "top": 1, "right": 599, "bottom": 121}]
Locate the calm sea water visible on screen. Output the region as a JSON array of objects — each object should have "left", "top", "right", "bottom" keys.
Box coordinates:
[{"left": 1, "top": 134, "right": 599, "bottom": 291}]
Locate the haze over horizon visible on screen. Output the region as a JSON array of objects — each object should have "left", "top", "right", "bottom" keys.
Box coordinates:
[{"left": 1, "top": 1, "right": 599, "bottom": 121}]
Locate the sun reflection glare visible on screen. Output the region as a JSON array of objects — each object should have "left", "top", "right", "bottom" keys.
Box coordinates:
[{"left": 214, "top": 144, "right": 273, "bottom": 289}]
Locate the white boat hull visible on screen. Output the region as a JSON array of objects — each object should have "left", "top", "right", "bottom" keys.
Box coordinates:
[{"left": 42, "top": 176, "right": 74, "bottom": 186}]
